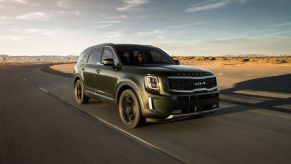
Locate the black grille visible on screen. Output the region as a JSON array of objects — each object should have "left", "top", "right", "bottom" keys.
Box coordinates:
[
  {"left": 168, "top": 77, "right": 217, "bottom": 91},
  {"left": 174, "top": 93, "right": 219, "bottom": 114},
  {"left": 197, "top": 93, "right": 219, "bottom": 100},
  {"left": 177, "top": 93, "right": 219, "bottom": 102},
  {"left": 178, "top": 105, "right": 215, "bottom": 114}
]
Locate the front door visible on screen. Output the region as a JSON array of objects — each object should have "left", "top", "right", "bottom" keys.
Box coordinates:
[{"left": 96, "top": 47, "right": 118, "bottom": 98}]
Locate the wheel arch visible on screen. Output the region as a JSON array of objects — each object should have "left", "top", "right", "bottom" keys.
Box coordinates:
[
  {"left": 116, "top": 81, "right": 145, "bottom": 111},
  {"left": 74, "top": 74, "right": 83, "bottom": 86}
]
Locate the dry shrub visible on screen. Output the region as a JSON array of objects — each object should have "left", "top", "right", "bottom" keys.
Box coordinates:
[
  {"left": 276, "top": 59, "right": 287, "bottom": 64},
  {"left": 242, "top": 58, "right": 250, "bottom": 62},
  {"left": 209, "top": 57, "right": 216, "bottom": 61},
  {"left": 172, "top": 55, "right": 291, "bottom": 65}
]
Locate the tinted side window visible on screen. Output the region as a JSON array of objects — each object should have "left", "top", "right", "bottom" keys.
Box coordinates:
[
  {"left": 101, "top": 47, "right": 117, "bottom": 63},
  {"left": 78, "top": 51, "right": 84, "bottom": 63},
  {"left": 81, "top": 49, "right": 90, "bottom": 64},
  {"left": 88, "top": 47, "right": 102, "bottom": 64},
  {"left": 151, "top": 51, "right": 169, "bottom": 63}
]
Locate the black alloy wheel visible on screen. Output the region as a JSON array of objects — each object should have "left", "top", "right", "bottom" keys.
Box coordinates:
[
  {"left": 119, "top": 89, "right": 144, "bottom": 128},
  {"left": 74, "top": 79, "right": 89, "bottom": 104}
]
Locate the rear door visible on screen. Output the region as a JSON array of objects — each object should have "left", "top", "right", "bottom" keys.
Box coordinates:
[{"left": 83, "top": 47, "right": 102, "bottom": 93}]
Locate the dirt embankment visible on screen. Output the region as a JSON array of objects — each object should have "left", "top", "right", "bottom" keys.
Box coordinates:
[
  {"left": 172, "top": 56, "right": 291, "bottom": 66},
  {"left": 50, "top": 63, "right": 75, "bottom": 74}
]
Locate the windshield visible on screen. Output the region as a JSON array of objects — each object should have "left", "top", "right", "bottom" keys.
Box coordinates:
[{"left": 114, "top": 45, "right": 176, "bottom": 66}]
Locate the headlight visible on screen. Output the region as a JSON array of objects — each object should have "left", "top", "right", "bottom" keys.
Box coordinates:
[{"left": 144, "top": 75, "right": 160, "bottom": 93}]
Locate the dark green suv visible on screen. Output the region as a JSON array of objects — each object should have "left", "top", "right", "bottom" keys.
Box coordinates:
[{"left": 74, "top": 43, "right": 219, "bottom": 128}]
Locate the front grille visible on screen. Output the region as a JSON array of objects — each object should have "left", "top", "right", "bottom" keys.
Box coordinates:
[
  {"left": 168, "top": 76, "right": 217, "bottom": 91},
  {"left": 173, "top": 93, "right": 219, "bottom": 114},
  {"left": 177, "top": 105, "right": 216, "bottom": 114},
  {"left": 177, "top": 93, "right": 219, "bottom": 102},
  {"left": 197, "top": 93, "right": 219, "bottom": 100}
]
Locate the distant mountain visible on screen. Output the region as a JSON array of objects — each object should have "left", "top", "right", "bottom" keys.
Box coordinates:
[{"left": 0, "top": 55, "right": 78, "bottom": 63}]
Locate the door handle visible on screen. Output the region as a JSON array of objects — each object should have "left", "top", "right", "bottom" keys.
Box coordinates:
[{"left": 96, "top": 69, "right": 101, "bottom": 73}]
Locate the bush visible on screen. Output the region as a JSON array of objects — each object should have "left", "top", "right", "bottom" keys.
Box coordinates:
[
  {"left": 242, "top": 58, "right": 250, "bottom": 62},
  {"left": 209, "top": 57, "right": 216, "bottom": 61}
]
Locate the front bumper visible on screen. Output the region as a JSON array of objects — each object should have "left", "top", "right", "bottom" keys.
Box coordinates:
[
  {"left": 166, "top": 107, "right": 219, "bottom": 119},
  {"left": 141, "top": 90, "right": 219, "bottom": 119}
]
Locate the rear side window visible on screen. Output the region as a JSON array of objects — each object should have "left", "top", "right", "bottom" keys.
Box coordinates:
[
  {"left": 88, "top": 47, "right": 102, "bottom": 64},
  {"left": 81, "top": 49, "right": 90, "bottom": 64},
  {"left": 78, "top": 51, "right": 85, "bottom": 63}
]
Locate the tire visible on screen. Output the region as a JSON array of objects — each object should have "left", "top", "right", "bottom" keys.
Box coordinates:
[
  {"left": 74, "top": 79, "right": 90, "bottom": 104},
  {"left": 118, "top": 89, "right": 145, "bottom": 128}
]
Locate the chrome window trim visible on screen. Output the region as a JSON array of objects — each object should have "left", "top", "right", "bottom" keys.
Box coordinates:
[{"left": 85, "top": 90, "right": 114, "bottom": 101}]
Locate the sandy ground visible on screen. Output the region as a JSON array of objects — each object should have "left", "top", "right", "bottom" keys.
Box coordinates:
[
  {"left": 50, "top": 63, "right": 75, "bottom": 75},
  {"left": 49, "top": 62, "right": 291, "bottom": 90},
  {"left": 173, "top": 56, "right": 291, "bottom": 65},
  {"left": 192, "top": 63, "right": 291, "bottom": 89}
]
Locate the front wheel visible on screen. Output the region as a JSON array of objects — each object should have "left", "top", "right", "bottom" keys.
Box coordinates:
[
  {"left": 74, "top": 79, "right": 90, "bottom": 104},
  {"left": 118, "top": 89, "right": 145, "bottom": 128}
]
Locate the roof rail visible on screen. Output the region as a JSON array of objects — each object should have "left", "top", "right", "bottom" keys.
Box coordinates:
[
  {"left": 87, "top": 43, "right": 114, "bottom": 49},
  {"left": 146, "top": 45, "right": 155, "bottom": 47},
  {"left": 98, "top": 43, "right": 114, "bottom": 46}
]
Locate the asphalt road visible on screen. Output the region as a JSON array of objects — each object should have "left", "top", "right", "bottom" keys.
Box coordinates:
[{"left": 1, "top": 64, "right": 291, "bottom": 164}]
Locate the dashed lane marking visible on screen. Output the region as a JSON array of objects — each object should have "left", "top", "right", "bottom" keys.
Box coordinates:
[{"left": 39, "top": 87, "right": 48, "bottom": 93}]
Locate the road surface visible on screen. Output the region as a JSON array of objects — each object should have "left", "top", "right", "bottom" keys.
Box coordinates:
[{"left": 0, "top": 64, "right": 291, "bottom": 164}]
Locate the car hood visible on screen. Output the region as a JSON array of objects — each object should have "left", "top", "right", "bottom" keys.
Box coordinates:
[{"left": 123, "top": 64, "right": 213, "bottom": 76}]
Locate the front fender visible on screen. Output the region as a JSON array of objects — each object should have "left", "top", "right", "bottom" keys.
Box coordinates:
[{"left": 115, "top": 80, "right": 145, "bottom": 110}]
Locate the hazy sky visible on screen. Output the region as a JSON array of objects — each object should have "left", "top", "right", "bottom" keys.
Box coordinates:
[{"left": 0, "top": 0, "right": 291, "bottom": 56}]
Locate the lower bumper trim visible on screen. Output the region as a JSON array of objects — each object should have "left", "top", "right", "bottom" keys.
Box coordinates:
[{"left": 166, "top": 107, "right": 219, "bottom": 120}]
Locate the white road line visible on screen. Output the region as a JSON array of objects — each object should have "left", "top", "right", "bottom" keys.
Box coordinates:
[
  {"left": 52, "top": 95, "right": 160, "bottom": 149},
  {"left": 81, "top": 110, "right": 183, "bottom": 163},
  {"left": 95, "top": 116, "right": 160, "bottom": 149},
  {"left": 41, "top": 92, "right": 182, "bottom": 162},
  {"left": 57, "top": 97, "right": 167, "bottom": 158},
  {"left": 39, "top": 87, "right": 48, "bottom": 93}
]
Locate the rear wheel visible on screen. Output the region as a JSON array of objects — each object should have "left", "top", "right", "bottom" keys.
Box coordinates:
[
  {"left": 74, "top": 79, "right": 90, "bottom": 104},
  {"left": 118, "top": 89, "right": 144, "bottom": 128}
]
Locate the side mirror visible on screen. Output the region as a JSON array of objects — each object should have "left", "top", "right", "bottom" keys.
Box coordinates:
[
  {"left": 174, "top": 60, "right": 180, "bottom": 65},
  {"left": 102, "top": 58, "right": 114, "bottom": 66}
]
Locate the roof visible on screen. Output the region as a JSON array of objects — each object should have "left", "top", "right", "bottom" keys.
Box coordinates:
[{"left": 86, "top": 43, "right": 156, "bottom": 50}]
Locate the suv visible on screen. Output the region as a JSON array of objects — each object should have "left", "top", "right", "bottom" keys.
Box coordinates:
[{"left": 74, "top": 43, "right": 219, "bottom": 128}]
